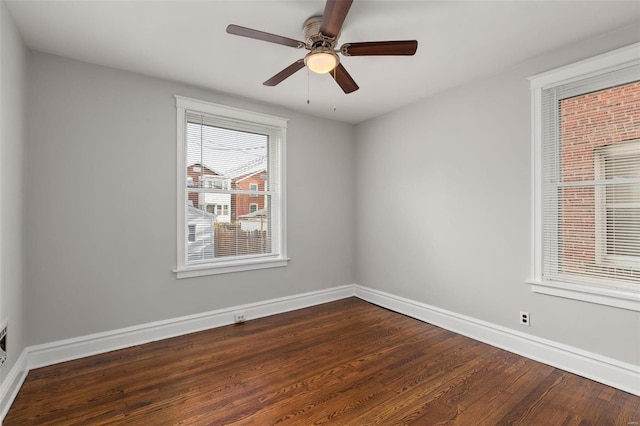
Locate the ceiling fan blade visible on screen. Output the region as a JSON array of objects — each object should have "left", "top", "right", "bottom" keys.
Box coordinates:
[
  {"left": 263, "top": 60, "right": 306, "bottom": 86},
  {"left": 226, "top": 24, "right": 305, "bottom": 49},
  {"left": 319, "top": 0, "right": 353, "bottom": 38},
  {"left": 331, "top": 63, "right": 359, "bottom": 94},
  {"left": 340, "top": 40, "right": 418, "bottom": 56}
]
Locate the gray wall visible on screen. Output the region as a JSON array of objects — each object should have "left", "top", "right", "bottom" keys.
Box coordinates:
[
  {"left": 25, "top": 52, "right": 355, "bottom": 345},
  {"left": 0, "top": 1, "right": 27, "bottom": 379},
  {"left": 10, "top": 9, "right": 640, "bottom": 370},
  {"left": 355, "top": 25, "right": 640, "bottom": 366}
]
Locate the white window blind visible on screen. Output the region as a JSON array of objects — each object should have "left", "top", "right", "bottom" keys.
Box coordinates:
[
  {"left": 540, "top": 64, "right": 640, "bottom": 291},
  {"left": 175, "top": 96, "right": 288, "bottom": 278}
]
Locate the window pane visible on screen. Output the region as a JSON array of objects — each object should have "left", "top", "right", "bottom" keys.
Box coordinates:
[
  {"left": 185, "top": 194, "right": 272, "bottom": 261},
  {"left": 186, "top": 119, "right": 268, "bottom": 183},
  {"left": 216, "top": 195, "right": 271, "bottom": 258},
  {"left": 185, "top": 114, "right": 273, "bottom": 264},
  {"left": 545, "top": 78, "right": 640, "bottom": 285}
]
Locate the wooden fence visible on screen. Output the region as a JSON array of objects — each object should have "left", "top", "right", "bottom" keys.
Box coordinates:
[{"left": 214, "top": 224, "right": 268, "bottom": 257}]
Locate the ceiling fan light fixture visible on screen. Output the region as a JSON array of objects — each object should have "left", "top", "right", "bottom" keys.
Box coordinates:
[{"left": 305, "top": 50, "right": 339, "bottom": 74}]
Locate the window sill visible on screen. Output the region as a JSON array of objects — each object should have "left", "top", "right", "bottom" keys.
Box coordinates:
[
  {"left": 526, "top": 279, "right": 640, "bottom": 312},
  {"left": 174, "top": 257, "right": 289, "bottom": 279}
]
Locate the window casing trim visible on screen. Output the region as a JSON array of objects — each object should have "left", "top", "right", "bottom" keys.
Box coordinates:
[
  {"left": 528, "top": 43, "right": 640, "bottom": 90},
  {"left": 528, "top": 43, "right": 640, "bottom": 311},
  {"left": 174, "top": 96, "right": 289, "bottom": 278}
]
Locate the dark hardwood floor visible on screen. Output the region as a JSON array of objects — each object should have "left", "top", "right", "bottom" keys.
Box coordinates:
[{"left": 5, "top": 298, "right": 639, "bottom": 425}]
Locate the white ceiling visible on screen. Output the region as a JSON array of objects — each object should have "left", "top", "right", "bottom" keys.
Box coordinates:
[{"left": 5, "top": 0, "right": 640, "bottom": 124}]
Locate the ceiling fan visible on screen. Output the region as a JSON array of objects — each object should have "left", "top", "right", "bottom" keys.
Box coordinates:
[{"left": 226, "top": 0, "right": 418, "bottom": 94}]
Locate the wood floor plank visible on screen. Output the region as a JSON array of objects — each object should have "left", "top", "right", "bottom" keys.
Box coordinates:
[{"left": 5, "top": 298, "right": 639, "bottom": 425}]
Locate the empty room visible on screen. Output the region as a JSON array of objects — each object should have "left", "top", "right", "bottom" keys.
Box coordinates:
[{"left": 1, "top": 0, "right": 639, "bottom": 424}]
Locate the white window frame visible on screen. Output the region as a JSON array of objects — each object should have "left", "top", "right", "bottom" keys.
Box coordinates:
[
  {"left": 174, "top": 96, "right": 289, "bottom": 278},
  {"left": 527, "top": 43, "right": 640, "bottom": 311}
]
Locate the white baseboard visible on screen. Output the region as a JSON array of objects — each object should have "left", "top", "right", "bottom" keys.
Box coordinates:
[
  {"left": 1, "top": 284, "right": 355, "bottom": 422},
  {"left": 27, "top": 285, "right": 356, "bottom": 369},
  {"left": 2, "top": 282, "right": 638, "bottom": 423},
  {"left": 354, "top": 285, "right": 640, "bottom": 396},
  {"left": 1, "top": 349, "right": 28, "bottom": 421}
]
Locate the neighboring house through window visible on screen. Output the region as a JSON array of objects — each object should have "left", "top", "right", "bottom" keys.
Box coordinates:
[
  {"left": 174, "top": 96, "right": 288, "bottom": 278},
  {"left": 231, "top": 170, "right": 267, "bottom": 220},
  {"left": 186, "top": 163, "right": 230, "bottom": 221},
  {"left": 528, "top": 43, "right": 640, "bottom": 311}
]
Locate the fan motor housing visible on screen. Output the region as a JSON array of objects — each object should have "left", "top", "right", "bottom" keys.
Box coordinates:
[{"left": 303, "top": 16, "right": 337, "bottom": 49}]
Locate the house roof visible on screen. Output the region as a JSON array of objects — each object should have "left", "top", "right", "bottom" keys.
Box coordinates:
[
  {"left": 232, "top": 169, "right": 267, "bottom": 183},
  {"left": 187, "top": 205, "right": 216, "bottom": 219},
  {"left": 188, "top": 163, "right": 224, "bottom": 177},
  {"left": 238, "top": 208, "right": 267, "bottom": 219}
]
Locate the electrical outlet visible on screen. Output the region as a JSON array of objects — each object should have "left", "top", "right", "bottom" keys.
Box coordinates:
[
  {"left": 234, "top": 312, "right": 246, "bottom": 323},
  {"left": 520, "top": 311, "right": 530, "bottom": 327}
]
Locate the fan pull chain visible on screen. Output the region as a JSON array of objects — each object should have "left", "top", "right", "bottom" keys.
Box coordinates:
[
  {"left": 306, "top": 68, "right": 310, "bottom": 105},
  {"left": 332, "top": 68, "right": 337, "bottom": 112}
]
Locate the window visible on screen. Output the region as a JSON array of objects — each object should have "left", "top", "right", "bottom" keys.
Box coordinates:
[
  {"left": 215, "top": 204, "right": 230, "bottom": 216},
  {"left": 595, "top": 141, "right": 640, "bottom": 267},
  {"left": 249, "top": 183, "right": 258, "bottom": 197},
  {"left": 528, "top": 43, "right": 640, "bottom": 311},
  {"left": 249, "top": 203, "right": 258, "bottom": 213},
  {"left": 175, "top": 96, "right": 288, "bottom": 278}
]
